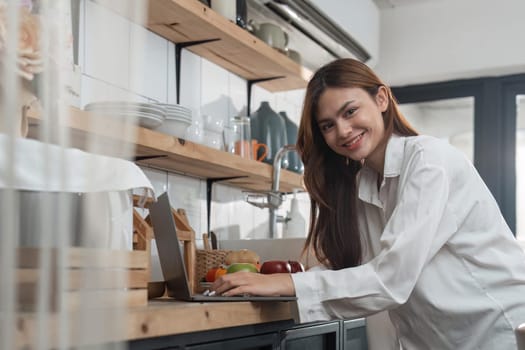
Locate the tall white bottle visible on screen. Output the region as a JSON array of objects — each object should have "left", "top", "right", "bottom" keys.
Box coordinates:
[{"left": 283, "top": 189, "right": 307, "bottom": 238}]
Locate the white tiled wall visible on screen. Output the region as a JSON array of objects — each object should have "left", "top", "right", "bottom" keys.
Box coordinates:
[{"left": 79, "top": 0, "right": 310, "bottom": 246}]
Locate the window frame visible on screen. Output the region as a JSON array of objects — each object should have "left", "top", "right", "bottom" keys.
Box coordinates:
[{"left": 391, "top": 73, "right": 525, "bottom": 235}]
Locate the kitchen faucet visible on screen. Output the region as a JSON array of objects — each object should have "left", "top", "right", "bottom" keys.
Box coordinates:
[
  {"left": 244, "top": 144, "right": 301, "bottom": 238},
  {"left": 269, "top": 144, "right": 298, "bottom": 238}
]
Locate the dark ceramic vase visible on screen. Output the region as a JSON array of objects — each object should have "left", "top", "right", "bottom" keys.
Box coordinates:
[
  {"left": 250, "top": 101, "right": 288, "bottom": 168},
  {"left": 279, "top": 111, "right": 304, "bottom": 174}
]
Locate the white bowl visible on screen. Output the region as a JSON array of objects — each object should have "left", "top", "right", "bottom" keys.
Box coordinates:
[{"left": 156, "top": 118, "right": 191, "bottom": 138}]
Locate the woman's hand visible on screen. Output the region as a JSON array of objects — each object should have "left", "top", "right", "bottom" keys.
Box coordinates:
[{"left": 211, "top": 271, "right": 296, "bottom": 297}]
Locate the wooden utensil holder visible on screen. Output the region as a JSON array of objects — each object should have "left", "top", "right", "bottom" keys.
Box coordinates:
[
  {"left": 15, "top": 201, "right": 153, "bottom": 312},
  {"left": 16, "top": 246, "right": 149, "bottom": 311}
]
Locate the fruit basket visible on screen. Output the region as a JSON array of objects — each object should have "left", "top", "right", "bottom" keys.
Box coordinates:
[{"left": 194, "top": 249, "right": 231, "bottom": 293}]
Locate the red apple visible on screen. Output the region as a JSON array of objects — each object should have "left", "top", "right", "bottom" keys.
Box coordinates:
[
  {"left": 260, "top": 260, "right": 291, "bottom": 274},
  {"left": 288, "top": 261, "right": 305, "bottom": 273}
]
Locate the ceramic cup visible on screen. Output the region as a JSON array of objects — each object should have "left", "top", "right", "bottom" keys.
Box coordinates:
[
  {"left": 252, "top": 22, "right": 288, "bottom": 51},
  {"left": 286, "top": 49, "right": 302, "bottom": 64},
  {"left": 210, "top": 0, "right": 236, "bottom": 22},
  {"left": 234, "top": 139, "right": 268, "bottom": 161}
]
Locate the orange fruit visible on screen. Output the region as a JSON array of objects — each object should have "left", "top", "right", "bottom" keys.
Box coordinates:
[
  {"left": 205, "top": 267, "right": 228, "bottom": 282},
  {"left": 215, "top": 268, "right": 227, "bottom": 279}
]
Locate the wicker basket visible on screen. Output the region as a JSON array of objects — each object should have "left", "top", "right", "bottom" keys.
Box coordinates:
[{"left": 194, "top": 249, "right": 231, "bottom": 292}]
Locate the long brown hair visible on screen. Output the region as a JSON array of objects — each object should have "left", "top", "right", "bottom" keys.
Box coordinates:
[{"left": 297, "top": 58, "right": 417, "bottom": 270}]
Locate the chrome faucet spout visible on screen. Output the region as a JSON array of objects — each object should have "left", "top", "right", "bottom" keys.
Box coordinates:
[
  {"left": 272, "top": 144, "right": 296, "bottom": 193},
  {"left": 270, "top": 144, "right": 298, "bottom": 238}
]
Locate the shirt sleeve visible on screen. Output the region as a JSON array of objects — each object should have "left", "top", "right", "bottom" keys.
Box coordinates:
[{"left": 291, "top": 147, "right": 459, "bottom": 323}]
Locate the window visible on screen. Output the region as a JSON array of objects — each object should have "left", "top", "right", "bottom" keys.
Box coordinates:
[{"left": 393, "top": 74, "right": 525, "bottom": 237}]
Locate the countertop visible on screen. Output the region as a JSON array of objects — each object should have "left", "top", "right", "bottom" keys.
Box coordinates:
[{"left": 15, "top": 299, "right": 296, "bottom": 348}]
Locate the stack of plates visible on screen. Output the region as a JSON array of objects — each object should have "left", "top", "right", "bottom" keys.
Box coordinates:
[
  {"left": 156, "top": 103, "right": 192, "bottom": 123},
  {"left": 84, "top": 101, "right": 166, "bottom": 129},
  {"left": 155, "top": 103, "right": 192, "bottom": 138}
]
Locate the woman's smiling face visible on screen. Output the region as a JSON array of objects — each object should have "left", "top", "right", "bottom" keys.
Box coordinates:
[{"left": 316, "top": 86, "right": 388, "bottom": 170}]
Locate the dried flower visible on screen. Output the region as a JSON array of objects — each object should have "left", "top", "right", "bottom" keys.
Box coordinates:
[
  {"left": 18, "top": 6, "right": 39, "bottom": 53},
  {"left": 0, "top": 2, "right": 43, "bottom": 80}
]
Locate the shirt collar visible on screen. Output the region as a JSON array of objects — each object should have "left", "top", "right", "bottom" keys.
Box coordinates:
[
  {"left": 357, "top": 134, "right": 405, "bottom": 206},
  {"left": 383, "top": 134, "right": 405, "bottom": 177}
]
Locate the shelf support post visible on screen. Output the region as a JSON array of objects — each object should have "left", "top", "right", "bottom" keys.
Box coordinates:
[{"left": 175, "top": 38, "right": 221, "bottom": 104}]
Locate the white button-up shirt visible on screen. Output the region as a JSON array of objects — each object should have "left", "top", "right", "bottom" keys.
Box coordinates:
[{"left": 291, "top": 135, "right": 525, "bottom": 349}]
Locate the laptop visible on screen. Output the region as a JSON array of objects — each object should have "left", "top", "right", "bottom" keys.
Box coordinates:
[{"left": 149, "top": 192, "right": 297, "bottom": 302}]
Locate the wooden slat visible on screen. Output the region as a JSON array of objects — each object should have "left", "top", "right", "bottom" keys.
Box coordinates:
[
  {"left": 17, "top": 247, "right": 149, "bottom": 269},
  {"left": 176, "top": 230, "right": 192, "bottom": 242},
  {"left": 173, "top": 208, "right": 194, "bottom": 233},
  {"left": 133, "top": 194, "right": 154, "bottom": 208},
  {"left": 17, "top": 268, "right": 148, "bottom": 290},
  {"left": 133, "top": 209, "right": 154, "bottom": 245},
  {"left": 18, "top": 288, "right": 148, "bottom": 312},
  {"left": 97, "top": 0, "right": 313, "bottom": 92}
]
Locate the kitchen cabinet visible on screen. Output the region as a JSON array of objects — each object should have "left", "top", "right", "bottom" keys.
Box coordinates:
[
  {"left": 341, "top": 319, "right": 368, "bottom": 350},
  {"left": 129, "top": 319, "right": 366, "bottom": 350},
  {"left": 27, "top": 106, "right": 303, "bottom": 193},
  {"left": 128, "top": 319, "right": 367, "bottom": 350},
  {"left": 185, "top": 333, "right": 280, "bottom": 350},
  {"left": 280, "top": 321, "right": 340, "bottom": 350},
  {"left": 95, "top": 0, "right": 313, "bottom": 92},
  {"left": 128, "top": 319, "right": 293, "bottom": 350}
]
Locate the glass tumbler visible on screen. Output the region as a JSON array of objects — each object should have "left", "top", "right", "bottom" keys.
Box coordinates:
[{"left": 225, "top": 116, "right": 252, "bottom": 159}]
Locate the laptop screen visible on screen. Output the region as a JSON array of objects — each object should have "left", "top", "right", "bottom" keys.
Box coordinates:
[{"left": 149, "top": 192, "right": 192, "bottom": 300}]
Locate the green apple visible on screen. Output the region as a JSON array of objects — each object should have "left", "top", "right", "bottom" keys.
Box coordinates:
[{"left": 226, "top": 263, "right": 258, "bottom": 274}]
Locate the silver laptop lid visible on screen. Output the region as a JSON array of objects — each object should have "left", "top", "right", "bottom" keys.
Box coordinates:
[{"left": 149, "top": 192, "right": 192, "bottom": 300}]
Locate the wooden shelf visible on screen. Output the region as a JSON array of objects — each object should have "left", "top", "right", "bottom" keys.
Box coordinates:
[
  {"left": 97, "top": 0, "right": 313, "bottom": 92},
  {"left": 27, "top": 107, "right": 304, "bottom": 193}
]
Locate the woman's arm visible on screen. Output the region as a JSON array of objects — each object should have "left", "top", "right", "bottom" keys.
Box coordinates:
[{"left": 212, "top": 270, "right": 295, "bottom": 296}]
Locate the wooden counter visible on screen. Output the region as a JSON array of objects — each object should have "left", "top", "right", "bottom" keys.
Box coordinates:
[{"left": 15, "top": 299, "right": 295, "bottom": 348}]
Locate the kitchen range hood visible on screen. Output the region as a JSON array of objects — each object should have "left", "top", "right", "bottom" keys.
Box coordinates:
[
  {"left": 266, "top": 0, "right": 370, "bottom": 62},
  {"left": 244, "top": 0, "right": 378, "bottom": 70}
]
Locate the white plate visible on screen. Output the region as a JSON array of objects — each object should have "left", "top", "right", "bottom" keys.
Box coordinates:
[
  {"left": 87, "top": 101, "right": 165, "bottom": 110},
  {"left": 85, "top": 102, "right": 166, "bottom": 114},
  {"left": 166, "top": 114, "right": 192, "bottom": 121},
  {"left": 86, "top": 110, "right": 164, "bottom": 129},
  {"left": 86, "top": 105, "right": 166, "bottom": 117}
]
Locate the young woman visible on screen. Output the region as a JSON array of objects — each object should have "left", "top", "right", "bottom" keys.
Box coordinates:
[{"left": 212, "top": 58, "right": 525, "bottom": 349}]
